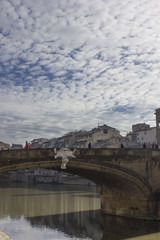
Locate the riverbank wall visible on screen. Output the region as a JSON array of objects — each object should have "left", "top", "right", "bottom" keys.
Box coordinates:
[{"left": 0, "top": 169, "right": 95, "bottom": 186}]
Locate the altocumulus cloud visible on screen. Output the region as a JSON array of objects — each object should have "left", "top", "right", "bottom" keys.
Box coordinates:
[{"left": 0, "top": 0, "right": 160, "bottom": 144}]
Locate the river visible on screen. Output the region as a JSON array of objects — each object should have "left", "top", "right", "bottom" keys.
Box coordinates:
[{"left": 0, "top": 182, "right": 160, "bottom": 240}]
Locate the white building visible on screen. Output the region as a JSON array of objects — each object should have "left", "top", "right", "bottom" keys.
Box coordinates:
[
  {"left": 10, "top": 144, "right": 23, "bottom": 150},
  {"left": 135, "top": 127, "right": 156, "bottom": 146}
]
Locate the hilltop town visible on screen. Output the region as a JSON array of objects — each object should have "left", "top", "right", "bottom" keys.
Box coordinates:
[{"left": 1, "top": 108, "right": 160, "bottom": 150}]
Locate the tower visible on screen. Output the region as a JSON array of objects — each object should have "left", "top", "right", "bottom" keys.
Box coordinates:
[{"left": 155, "top": 108, "right": 160, "bottom": 144}]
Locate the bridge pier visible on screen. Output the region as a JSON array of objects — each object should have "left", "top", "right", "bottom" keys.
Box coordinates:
[{"left": 101, "top": 185, "right": 160, "bottom": 220}]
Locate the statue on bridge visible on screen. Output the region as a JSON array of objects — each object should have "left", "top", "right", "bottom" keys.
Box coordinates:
[{"left": 54, "top": 148, "right": 76, "bottom": 169}]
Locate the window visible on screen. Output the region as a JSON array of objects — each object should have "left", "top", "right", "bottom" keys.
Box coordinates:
[{"left": 103, "top": 129, "right": 108, "bottom": 134}]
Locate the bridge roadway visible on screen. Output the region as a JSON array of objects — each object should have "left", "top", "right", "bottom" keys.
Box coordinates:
[{"left": 0, "top": 148, "right": 160, "bottom": 220}]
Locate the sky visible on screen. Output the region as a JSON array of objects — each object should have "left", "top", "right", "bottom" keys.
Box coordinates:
[{"left": 0, "top": 0, "right": 160, "bottom": 145}]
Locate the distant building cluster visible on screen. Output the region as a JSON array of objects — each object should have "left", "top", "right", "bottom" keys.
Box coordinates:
[
  {"left": 30, "top": 124, "right": 121, "bottom": 149},
  {"left": 1, "top": 108, "right": 160, "bottom": 150},
  {"left": 126, "top": 108, "right": 160, "bottom": 148}
]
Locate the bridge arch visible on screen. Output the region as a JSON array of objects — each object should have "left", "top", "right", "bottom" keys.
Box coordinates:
[
  {"left": 0, "top": 148, "right": 160, "bottom": 220},
  {"left": 0, "top": 157, "right": 151, "bottom": 197}
]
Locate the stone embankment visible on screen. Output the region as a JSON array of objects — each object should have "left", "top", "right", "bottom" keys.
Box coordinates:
[
  {"left": 0, "top": 169, "right": 96, "bottom": 186},
  {"left": 0, "top": 231, "right": 11, "bottom": 240}
]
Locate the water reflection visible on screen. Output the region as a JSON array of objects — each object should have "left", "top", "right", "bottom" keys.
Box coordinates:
[
  {"left": 101, "top": 214, "right": 160, "bottom": 240},
  {"left": 0, "top": 183, "right": 100, "bottom": 218},
  {"left": 0, "top": 183, "right": 160, "bottom": 240},
  {"left": 27, "top": 210, "right": 102, "bottom": 239}
]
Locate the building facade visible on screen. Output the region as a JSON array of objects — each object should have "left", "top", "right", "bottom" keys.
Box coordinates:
[
  {"left": 0, "top": 142, "right": 10, "bottom": 150},
  {"left": 10, "top": 144, "right": 23, "bottom": 150},
  {"left": 155, "top": 108, "right": 160, "bottom": 144},
  {"left": 136, "top": 127, "right": 156, "bottom": 146},
  {"left": 30, "top": 138, "right": 48, "bottom": 148},
  {"left": 132, "top": 123, "right": 150, "bottom": 132},
  {"left": 72, "top": 130, "right": 92, "bottom": 148},
  {"left": 71, "top": 125, "right": 121, "bottom": 148},
  {"left": 91, "top": 125, "right": 121, "bottom": 148}
]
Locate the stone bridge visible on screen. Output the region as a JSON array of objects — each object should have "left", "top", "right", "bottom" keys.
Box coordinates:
[{"left": 0, "top": 148, "right": 160, "bottom": 220}]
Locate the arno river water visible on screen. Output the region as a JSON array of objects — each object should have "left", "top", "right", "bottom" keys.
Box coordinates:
[{"left": 0, "top": 182, "right": 160, "bottom": 240}]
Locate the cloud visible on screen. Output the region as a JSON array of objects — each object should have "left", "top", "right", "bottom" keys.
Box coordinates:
[{"left": 0, "top": 0, "right": 160, "bottom": 144}]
